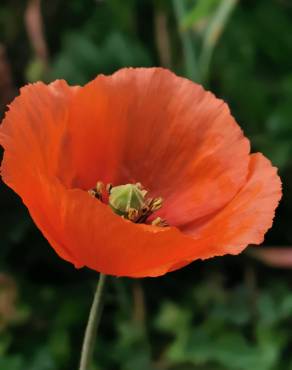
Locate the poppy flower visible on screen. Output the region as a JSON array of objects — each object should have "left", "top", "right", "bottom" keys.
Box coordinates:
[{"left": 0, "top": 68, "right": 282, "bottom": 278}]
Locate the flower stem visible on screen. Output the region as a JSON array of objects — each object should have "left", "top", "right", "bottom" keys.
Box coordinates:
[{"left": 79, "top": 273, "right": 107, "bottom": 370}]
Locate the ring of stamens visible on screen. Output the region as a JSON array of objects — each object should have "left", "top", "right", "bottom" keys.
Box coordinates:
[{"left": 88, "top": 182, "right": 168, "bottom": 227}]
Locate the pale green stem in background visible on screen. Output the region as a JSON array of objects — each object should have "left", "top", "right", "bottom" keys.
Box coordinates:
[
  {"left": 79, "top": 273, "right": 107, "bottom": 370},
  {"left": 172, "top": 0, "right": 198, "bottom": 81},
  {"left": 199, "top": 0, "right": 238, "bottom": 82}
]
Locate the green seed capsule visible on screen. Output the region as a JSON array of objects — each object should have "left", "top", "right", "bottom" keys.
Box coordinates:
[{"left": 109, "top": 184, "right": 146, "bottom": 218}]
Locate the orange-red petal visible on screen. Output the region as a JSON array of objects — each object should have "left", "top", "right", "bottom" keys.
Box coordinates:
[
  {"left": 0, "top": 80, "right": 79, "bottom": 191},
  {"left": 181, "top": 153, "right": 282, "bottom": 255},
  {"left": 65, "top": 68, "right": 250, "bottom": 225}
]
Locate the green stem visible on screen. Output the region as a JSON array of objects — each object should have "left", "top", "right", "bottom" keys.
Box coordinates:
[
  {"left": 79, "top": 273, "right": 107, "bottom": 370},
  {"left": 199, "top": 0, "right": 238, "bottom": 83},
  {"left": 172, "top": 0, "right": 198, "bottom": 81}
]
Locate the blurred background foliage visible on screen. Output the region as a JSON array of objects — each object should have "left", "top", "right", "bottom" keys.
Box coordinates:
[{"left": 0, "top": 0, "right": 292, "bottom": 369}]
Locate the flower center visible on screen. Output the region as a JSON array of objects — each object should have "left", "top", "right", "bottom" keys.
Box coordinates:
[{"left": 88, "top": 182, "right": 167, "bottom": 227}]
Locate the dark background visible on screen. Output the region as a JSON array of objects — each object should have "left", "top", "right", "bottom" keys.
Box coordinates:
[{"left": 0, "top": 1, "right": 292, "bottom": 369}]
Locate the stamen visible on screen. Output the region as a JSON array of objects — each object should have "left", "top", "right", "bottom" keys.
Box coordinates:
[
  {"left": 96, "top": 181, "right": 104, "bottom": 194},
  {"left": 149, "top": 197, "right": 163, "bottom": 212},
  {"left": 106, "top": 183, "right": 113, "bottom": 194},
  {"left": 141, "top": 205, "right": 150, "bottom": 215},
  {"left": 88, "top": 181, "right": 104, "bottom": 200},
  {"left": 88, "top": 189, "right": 97, "bottom": 198},
  {"left": 128, "top": 208, "right": 139, "bottom": 222},
  {"left": 152, "top": 217, "right": 168, "bottom": 227}
]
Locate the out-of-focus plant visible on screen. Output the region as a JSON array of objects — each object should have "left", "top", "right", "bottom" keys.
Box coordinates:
[
  {"left": 173, "top": 0, "right": 238, "bottom": 83},
  {"left": 51, "top": 32, "right": 152, "bottom": 85}
]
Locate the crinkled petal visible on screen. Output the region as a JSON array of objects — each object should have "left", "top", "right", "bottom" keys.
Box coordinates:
[
  {"left": 0, "top": 80, "right": 79, "bottom": 191},
  {"left": 66, "top": 68, "right": 250, "bottom": 225},
  {"left": 181, "top": 153, "right": 282, "bottom": 257}
]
